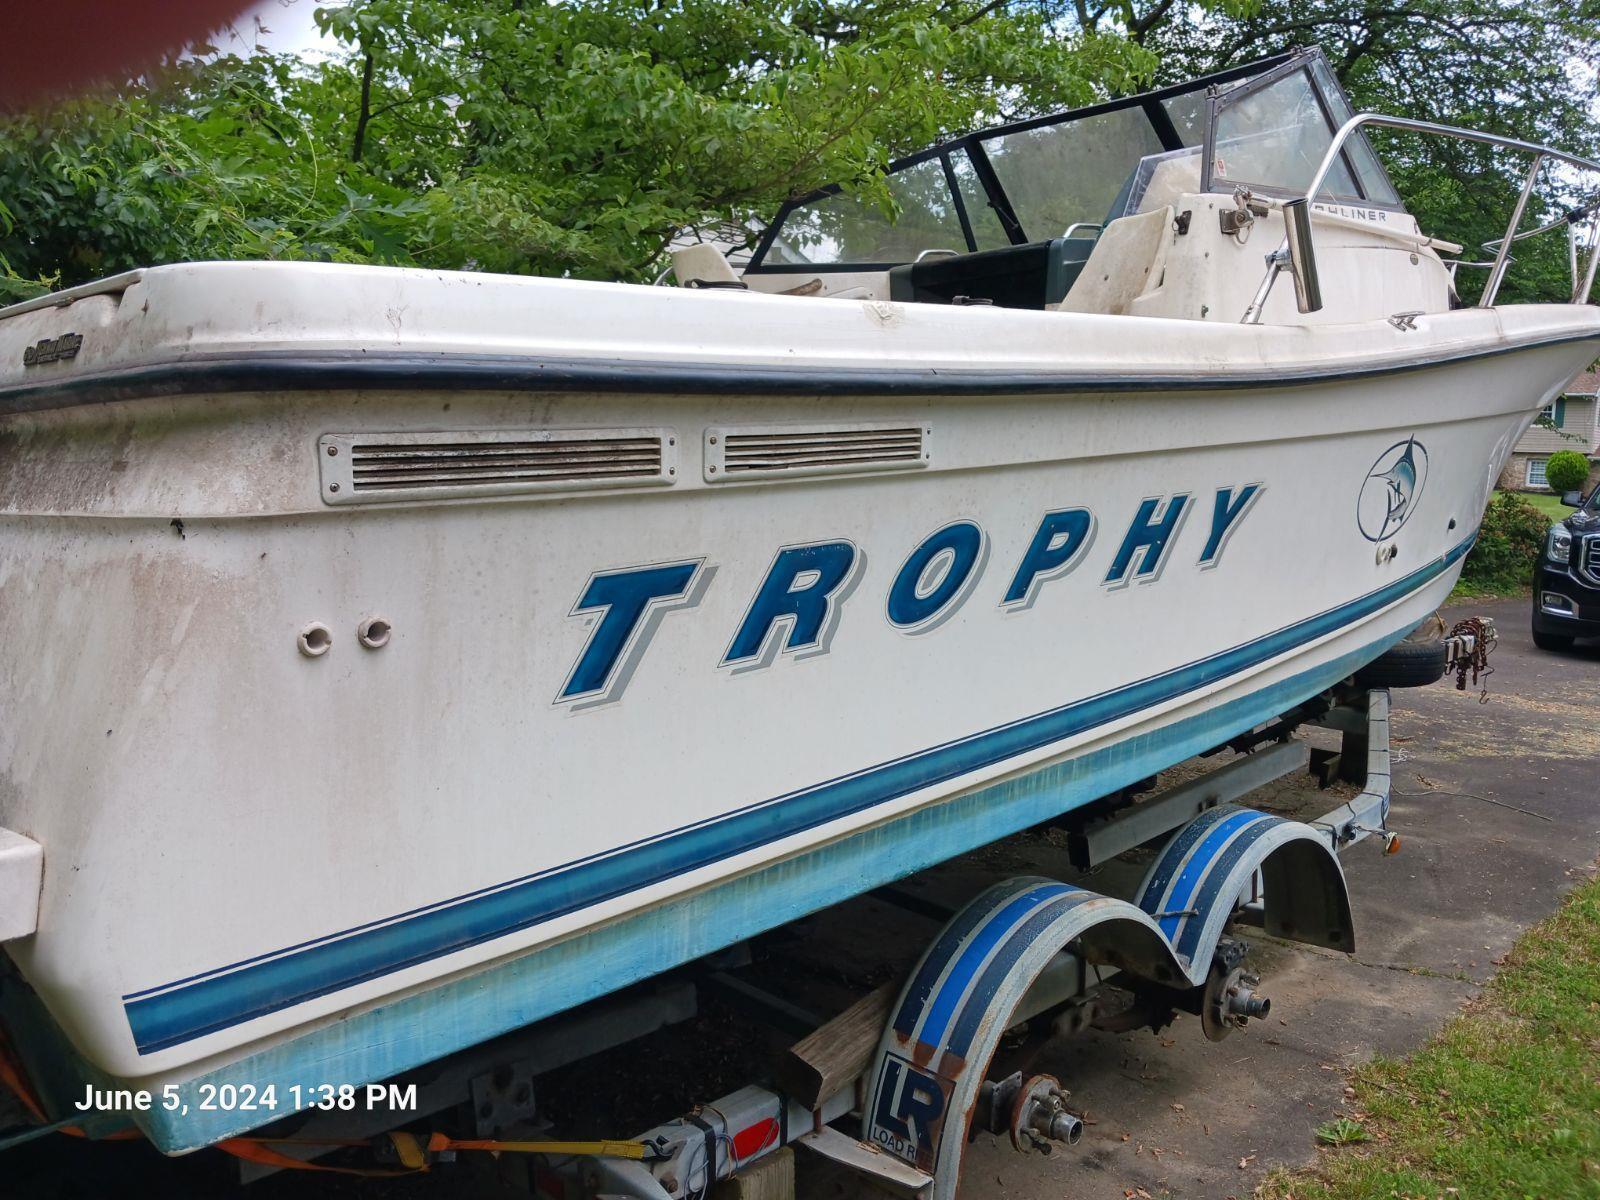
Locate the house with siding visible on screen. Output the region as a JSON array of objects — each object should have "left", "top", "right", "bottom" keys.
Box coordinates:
[{"left": 1498, "top": 369, "right": 1600, "bottom": 493}]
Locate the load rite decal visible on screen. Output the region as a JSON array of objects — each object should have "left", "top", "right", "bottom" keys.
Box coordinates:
[{"left": 556, "top": 485, "right": 1264, "bottom": 709}]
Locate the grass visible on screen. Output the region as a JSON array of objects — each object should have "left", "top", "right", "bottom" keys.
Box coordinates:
[
  {"left": 1517, "top": 490, "right": 1578, "bottom": 525},
  {"left": 1446, "top": 577, "right": 1524, "bottom": 602},
  {"left": 1258, "top": 870, "right": 1600, "bottom": 1200},
  {"left": 1315, "top": 1118, "right": 1372, "bottom": 1148}
]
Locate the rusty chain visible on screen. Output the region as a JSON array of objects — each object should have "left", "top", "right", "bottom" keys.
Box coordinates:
[{"left": 1448, "top": 616, "right": 1495, "bottom": 702}]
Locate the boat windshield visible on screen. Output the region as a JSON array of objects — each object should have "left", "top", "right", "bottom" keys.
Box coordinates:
[
  {"left": 1207, "top": 55, "right": 1398, "bottom": 206},
  {"left": 749, "top": 48, "right": 1399, "bottom": 272}
]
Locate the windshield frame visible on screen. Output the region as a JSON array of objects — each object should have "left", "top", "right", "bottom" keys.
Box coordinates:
[
  {"left": 1199, "top": 51, "right": 1402, "bottom": 210},
  {"left": 745, "top": 52, "right": 1297, "bottom": 274}
]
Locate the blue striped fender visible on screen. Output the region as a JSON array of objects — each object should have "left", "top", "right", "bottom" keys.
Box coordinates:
[
  {"left": 1135, "top": 804, "right": 1354, "bottom": 986},
  {"left": 862, "top": 877, "right": 1186, "bottom": 1187}
]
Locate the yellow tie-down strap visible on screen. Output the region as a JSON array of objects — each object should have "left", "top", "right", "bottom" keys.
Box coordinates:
[
  {"left": 214, "top": 1130, "right": 651, "bottom": 1176},
  {"left": 422, "top": 1131, "right": 648, "bottom": 1161}
]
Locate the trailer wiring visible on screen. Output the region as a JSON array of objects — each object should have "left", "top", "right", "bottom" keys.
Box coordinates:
[{"left": 1393, "top": 787, "right": 1552, "bottom": 822}]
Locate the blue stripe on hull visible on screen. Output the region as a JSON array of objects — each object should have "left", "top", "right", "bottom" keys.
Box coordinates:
[
  {"left": 123, "top": 535, "right": 1474, "bottom": 1055},
  {"left": 5, "top": 331, "right": 1599, "bottom": 417},
  {"left": 132, "top": 607, "right": 1440, "bottom": 1153}
]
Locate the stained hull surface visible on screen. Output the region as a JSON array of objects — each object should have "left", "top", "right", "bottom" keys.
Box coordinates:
[{"left": 0, "top": 264, "right": 1594, "bottom": 1149}]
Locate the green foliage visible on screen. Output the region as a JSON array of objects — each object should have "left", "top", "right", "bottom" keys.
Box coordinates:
[
  {"left": 1456, "top": 490, "right": 1552, "bottom": 595},
  {"left": 0, "top": 1, "right": 1163, "bottom": 291},
  {"left": 1314, "top": 1117, "right": 1370, "bottom": 1147},
  {"left": 0, "top": 53, "right": 425, "bottom": 301},
  {"left": 3, "top": 1, "right": 1597, "bottom": 300},
  {"left": 1544, "top": 450, "right": 1591, "bottom": 494}
]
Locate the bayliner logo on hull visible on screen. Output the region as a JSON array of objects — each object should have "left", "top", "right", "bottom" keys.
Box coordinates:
[
  {"left": 21, "top": 331, "right": 82, "bottom": 367},
  {"left": 1357, "top": 438, "right": 1428, "bottom": 542}
]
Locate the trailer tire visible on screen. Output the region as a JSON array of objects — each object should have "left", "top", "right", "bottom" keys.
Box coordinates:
[{"left": 1353, "top": 638, "right": 1447, "bottom": 688}]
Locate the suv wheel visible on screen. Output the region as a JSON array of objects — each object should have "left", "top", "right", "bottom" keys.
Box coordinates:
[{"left": 1532, "top": 626, "right": 1575, "bottom": 653}]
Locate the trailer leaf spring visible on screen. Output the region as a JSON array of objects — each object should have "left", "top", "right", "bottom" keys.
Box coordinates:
[{"left": 424, "top": 1133, "right": 649, "bottom": 1161}]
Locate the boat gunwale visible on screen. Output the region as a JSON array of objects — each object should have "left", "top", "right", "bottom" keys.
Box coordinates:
[{"left": 1, "top": 328, "right": 1598, "bottom": 417}]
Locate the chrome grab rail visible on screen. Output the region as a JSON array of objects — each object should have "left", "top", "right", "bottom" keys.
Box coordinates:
[
  {"left": 1478, "top": 199, "right": 1600, "bottom": 304},
  {"left": 1481, "top": 202, "right": 1599, "bottom": 251},
  {"left": 1245, "top": 112, "right": 1600, "bottom": 322}
]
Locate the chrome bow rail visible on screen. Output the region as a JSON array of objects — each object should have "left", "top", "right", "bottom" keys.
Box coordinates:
[{"left": 1246, "top": 113, "right": 1600, "bottom": 323}]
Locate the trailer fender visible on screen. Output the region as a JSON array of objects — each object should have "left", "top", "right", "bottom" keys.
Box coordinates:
[
  {"left": 1135, "top": 804, "right": 1354, "bottom": 986},
  {"left": 862, "top": 876, "right": 1186, "bottom": 1186}
]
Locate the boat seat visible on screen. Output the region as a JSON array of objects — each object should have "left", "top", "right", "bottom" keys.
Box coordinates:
[
  {"left": 672, "top": 243, "right": 744, "bottom": 288},
  {"left": 1050, "top": 205, "right": 1173, "bottom": 316},
  {"left": 1132, "top": 155, "right": 1202, "bottom": 217},
  {"left": 886, "top": 237, "right": 1098, "bottom": 309}
]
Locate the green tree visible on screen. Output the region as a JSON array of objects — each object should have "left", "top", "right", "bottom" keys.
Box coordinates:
[
  {"left": 0, "top": 0, "right": 1160, "bottom": 298},
  {"left": 6, "top": 1, "right": 1597, "bottom": 302},
  {"left": 0, "top": 52, "right": 428, "bottom": 299}
]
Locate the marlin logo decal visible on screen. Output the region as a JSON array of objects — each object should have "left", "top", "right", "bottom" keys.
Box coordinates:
[
  {"left": 1358, "top": 437, "right": 1429, "bottom": 542},
  {"left": 1379, "top": 438, "right": 1419, "bottom": 527}
]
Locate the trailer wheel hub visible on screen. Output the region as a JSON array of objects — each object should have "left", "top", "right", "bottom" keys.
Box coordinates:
[{"left": 1008, "top": 1074, "right": 1083, "bottom": 1155}]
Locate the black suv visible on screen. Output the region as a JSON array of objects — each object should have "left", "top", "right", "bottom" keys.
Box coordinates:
[{"left": 1533, "top": 486, "right": 1600, "bottom": 651}]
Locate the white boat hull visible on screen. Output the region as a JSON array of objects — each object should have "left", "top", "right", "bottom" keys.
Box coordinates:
[{"left": 0, "top": 264, "right": 1595, "bottom": 1149}]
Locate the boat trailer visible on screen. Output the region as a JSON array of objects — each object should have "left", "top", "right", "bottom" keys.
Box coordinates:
[
  {"left": 6, "top": 658, "right": 1487, "bottom": 1196},
  {"left": 475, "top": 681, "right": 1410, "bottom": 1200}
]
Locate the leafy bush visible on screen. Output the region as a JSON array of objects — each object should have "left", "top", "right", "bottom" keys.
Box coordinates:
[
  {"left": 1457, "top": 491, "right": 1551, "bottom": 595},
  {"left": 1545, "top": 450, "right": 1591, "bottom": 494}
]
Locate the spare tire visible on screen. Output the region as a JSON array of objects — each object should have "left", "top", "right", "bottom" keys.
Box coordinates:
[{"left": 1354, "top": 635, "right": 1448, "bottom": 688}]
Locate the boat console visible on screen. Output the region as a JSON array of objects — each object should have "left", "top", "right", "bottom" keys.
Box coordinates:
[{"left": 722, "top": 50, "right": 1474, "bottom": 325}]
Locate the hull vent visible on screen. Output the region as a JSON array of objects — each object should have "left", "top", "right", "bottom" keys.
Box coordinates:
[
  {"left": 319, "top": 428, "right": 676, "bottom": 504},
  {"left": 705, "top": 423, "right": 930, "bottom": 482}
]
